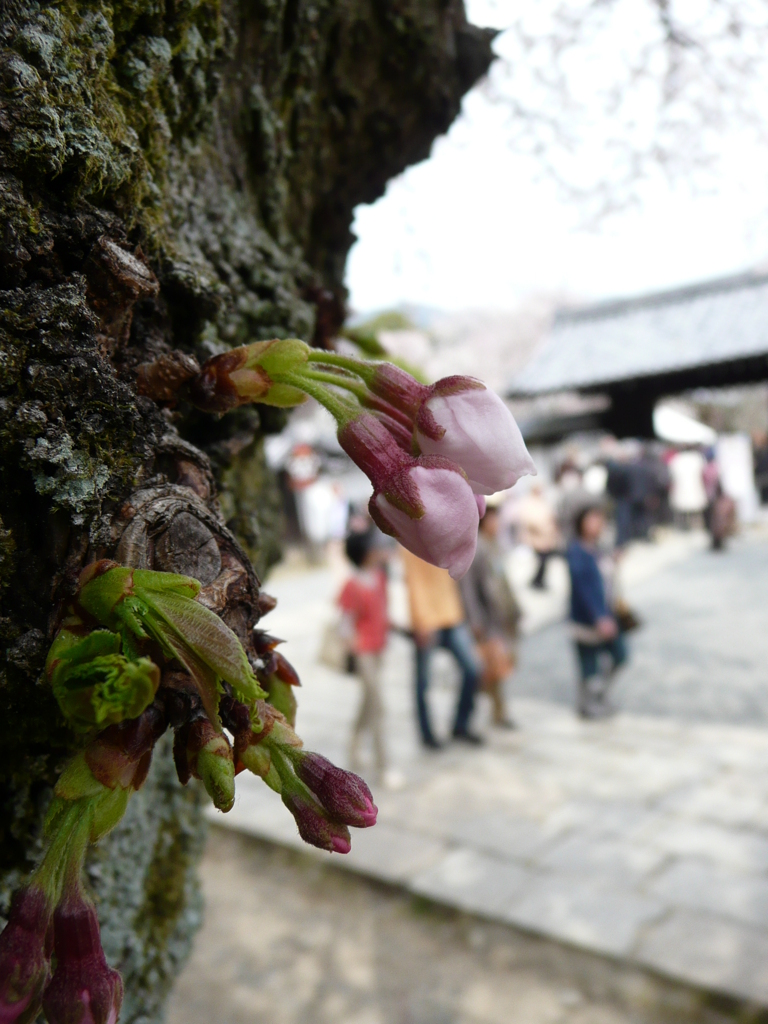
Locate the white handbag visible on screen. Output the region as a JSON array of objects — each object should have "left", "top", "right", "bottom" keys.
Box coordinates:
[{"left": 317, "top": 615, "right": 352, "bottom": 672}]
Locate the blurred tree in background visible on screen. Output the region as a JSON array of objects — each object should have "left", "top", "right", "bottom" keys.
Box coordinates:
[{"left": 484, "top": 0, "right": 768, "bottom": 218}]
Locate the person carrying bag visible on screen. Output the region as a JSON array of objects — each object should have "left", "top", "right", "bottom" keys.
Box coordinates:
[{"left": 460, "top": 503, "right": 521, "bottom": 729}]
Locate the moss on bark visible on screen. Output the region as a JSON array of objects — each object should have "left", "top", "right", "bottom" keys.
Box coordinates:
[{"left": 0, "top": 0, "right": 493, "bottom": 1017}]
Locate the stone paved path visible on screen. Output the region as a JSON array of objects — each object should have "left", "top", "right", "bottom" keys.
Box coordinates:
[
  {"left": 514, "top": 532, "right": 768, "bottom": 725},
  {"left": 213, "top": 531, "right": 768, "bottom": 1008},
  {"left": 167, "top": 829, "right": 729, "bottom": 1024}
]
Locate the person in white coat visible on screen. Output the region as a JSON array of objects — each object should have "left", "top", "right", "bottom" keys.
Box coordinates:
[{"left": 668, "top": 448, "right": 707, "bottom": 529}]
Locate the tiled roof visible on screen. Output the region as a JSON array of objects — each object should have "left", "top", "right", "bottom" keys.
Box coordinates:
[{"left": 508, "top": 271, "right": 768, "bottom": 396}]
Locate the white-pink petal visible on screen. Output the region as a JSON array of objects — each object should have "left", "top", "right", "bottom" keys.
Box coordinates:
[
  {"left": 373, "top": 464, "right": 479, "bottom": 579},
  {"left": 417, "top": 388, "right": 536, "bottom": 495}
]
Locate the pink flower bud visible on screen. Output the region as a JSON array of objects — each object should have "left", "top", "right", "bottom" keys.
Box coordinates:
[
  {"left": 337, "top": 412, "right": 412, "bottom": 490},
  {"left": 43, "top": 892, "right": 123, "bottom": 1024},
  {"left": 281, "top": 791, "right": 352, "bottom": 854},
  {"left": 367, "top": 363, "right": 429, "bottom": 417},
  {"left": 337, "top": 414, "right": 479, "bottom": 577},
  {"left": 371, "top": 411, "right": 415, "bottom": 454},
  {"left": 292, "top": 753, "right": 377, "bottom": 828},
  {"left": 358, "top": 391, "right": 415, "bottom": 432},
  {"left": 0, "top": 886, "right": 51, "bottom": 1024},
  {"left": 415, "top": 377, "right": 536, "bottom": 495},
  {"left": 370, "top": 457, "right": 480, "bottom": 579}
]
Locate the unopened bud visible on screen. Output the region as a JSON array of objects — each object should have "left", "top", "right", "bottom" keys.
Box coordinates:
[
  {"left": 337, "top": 413, "right": 412, "bottom": 493},
  {"left": 264, "top": 676, "right": 297, "bottom": 728},
  {"left": 187, "top": 720, "right": 235, "bottom": 813},
  {"left": 281, "top": 790, "right": 352, "bottom": 854},
  {"left": 291, "top": 753, "right": 378, "bottom": 829},
  {"left": 372, "top": 411, "right": 416, "bottom": 453},
  {"left": 0, "top": 886, "right": 51, "bottom": 1024},
  {"left": 368, "top": 363, "right": 429, "bottom": 417},
  {"left": 43, "top": 891, "right": 122, "bottom": 1024}
]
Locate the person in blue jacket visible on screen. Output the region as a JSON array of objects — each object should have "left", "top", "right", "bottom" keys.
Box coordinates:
[{"left": 566, "top": 505, "right": 627, "bottom": 718}]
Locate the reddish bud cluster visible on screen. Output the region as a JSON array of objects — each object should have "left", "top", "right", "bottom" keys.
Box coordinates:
[
  {"left": 221, "top": 695, "right": 378, "bottom": 855},
  {"left": 0, "top": 887, "right": 51, "bottom": 1024},
  {"left": 43, "top": 891, "right": 122, "bottom": 1024},
  {"left": 291, "top": 752, "right": 377, "bottom": 829}
]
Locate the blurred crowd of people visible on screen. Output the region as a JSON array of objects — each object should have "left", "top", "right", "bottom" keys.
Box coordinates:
[
  {"left": 333, "top": 502, "right": 524, "bottom": 787},
  {"left": 313, "top": 431, "right": 765, "bottom": 782}
]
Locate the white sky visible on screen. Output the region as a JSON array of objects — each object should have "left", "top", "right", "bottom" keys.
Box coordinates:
[{"left": 345, "top": 0, "right": 768, "bottom": 314}]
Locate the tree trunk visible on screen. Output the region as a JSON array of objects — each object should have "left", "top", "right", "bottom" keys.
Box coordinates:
[{"left": 0, "top": 1, "right": 492, "bottom": 1018}]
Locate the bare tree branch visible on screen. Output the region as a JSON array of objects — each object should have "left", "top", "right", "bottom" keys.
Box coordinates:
[{"left": 482, "top": 0, "right": 768, "bottom": 220}]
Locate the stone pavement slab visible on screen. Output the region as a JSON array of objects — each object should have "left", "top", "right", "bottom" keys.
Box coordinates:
[
  {"left": 215, "top": 698, "right": 768, "bottom": 1007},
  {"left": 504, "top": 872, "right": 665, "bottom": 959},
  {"left": 647, "top": 857, "right": 768, "bottom": 930},
  {"left": 635, "top": 909, "right": 768, "bottom": 1005},
  {"left": 169, "top": 828, "right": 700, "bottom": 1024},
  {"left": 212, "top": 532, "right": 768, "bottom": 1008},
  {"left": 410, "top": 847, "right": 532, "bottom": 918}
]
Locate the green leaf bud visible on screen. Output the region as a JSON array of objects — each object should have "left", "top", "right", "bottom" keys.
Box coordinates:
[
  {"left": 47, "top": 629, "right": 160, "bottom": 732},
  {"left": 196, "top": 738, "right": 236, "bottom": 812},
  {"left": 74, "top": 564, "right": 265, "bottom": 725},
  {"left": 239, "top": 744, "right": 282, "bottom": 792},
  {"left": 53, "top": 752, "right": 109, "bottom": 804},
  {"left": 264, "top": 676, "right": 297, "bottom": 727},
  {"left": 188, "top": 340, "right": 310, "bottom": 412},
  {"left": 186, "top": 720, "right": 236, "bottom": 812}
]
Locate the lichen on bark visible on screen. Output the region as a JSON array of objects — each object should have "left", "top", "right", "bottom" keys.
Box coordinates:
[{"left": 0, "top": 0, "right": 493, "bottom": 1017}]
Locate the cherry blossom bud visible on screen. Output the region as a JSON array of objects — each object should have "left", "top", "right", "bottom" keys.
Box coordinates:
[
  {"left": 281, "top": 791, "right": 352, "bottom": 854},
  {"left": 0, "top": 886, "right": 51, "bottom": 1024},
  {"left": 370, "top": 457, "right": 479, "bottom": 579},
  {"left": 337, "top": 411, "right": 412, "bottom": 487},
  {"left": 475, "top": 495, "right": 486, "bottom": 518},
  {"left": 414, "top": 377, "right": 536, "bottom": 495},
  {"left": 43, "top": 892, "right": 122, "bottom": 1024},
  {"left": 357, "top": 391, "right": 414, "bottom": 431},
  {"left": 291, "top": 753, "right": 377, "bottom": 828},
  {"left": 367, "top": 363, "right": 429, "bottom": 417},
  {"left": 372, "top": 410, "right": 415, "bottom": 454},
  {"left": 338, "top": 414, "right": 479, "bottom": 577}
]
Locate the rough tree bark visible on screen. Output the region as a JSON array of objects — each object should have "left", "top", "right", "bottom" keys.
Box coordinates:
[{"left": 0, "top": 1, "right": 493, "bottom": 1019}]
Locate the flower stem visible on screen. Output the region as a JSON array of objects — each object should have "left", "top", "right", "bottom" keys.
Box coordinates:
[
  {"left": 281, "top": 371, "right": 360, "bottom": 426},
  {"left": 306, "top": 350, "right": 376, "bottom": 384},
  {"left": 32, "top": 802, "right": 91, "bottom": 905},
  {"left": 302, "top": 368, "right": 415, "bottom": 430},
  {"left": 302, "top": 367, "right": 368, "bottom": 399}
]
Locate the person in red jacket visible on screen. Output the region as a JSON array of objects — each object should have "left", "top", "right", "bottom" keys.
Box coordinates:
[{"left": 338, "top": 529, "right": 389, "bottom": 781}]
